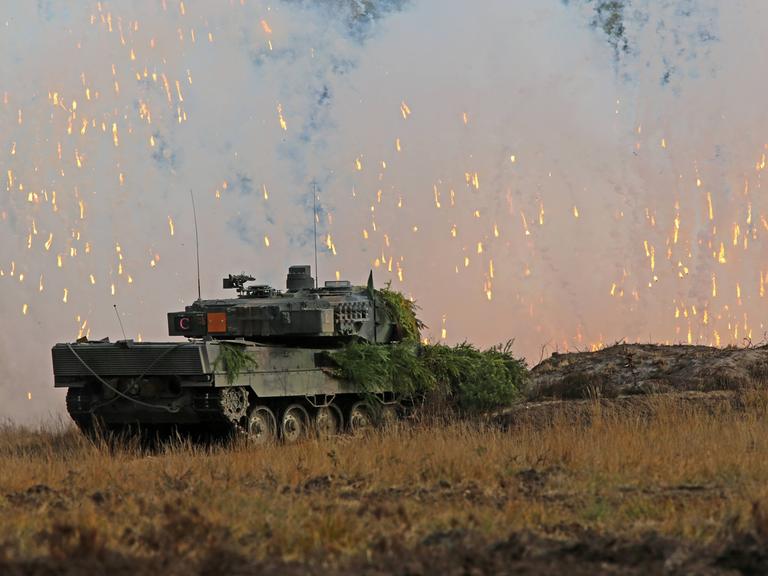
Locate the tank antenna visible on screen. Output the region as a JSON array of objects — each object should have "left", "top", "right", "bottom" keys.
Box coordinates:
[
  {"left": 190, "top": 188, "right": 202, "bottom": 302},
  {"left": 312, "top": 181, "right": 319, "bottom": 289},
  {"left": 113, "top": 304, "right": 127, "bottom": 341}
]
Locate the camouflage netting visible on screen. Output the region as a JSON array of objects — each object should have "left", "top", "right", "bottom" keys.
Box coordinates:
[{"left": 529, "top": 343, "right": 768, "bottom": 400}]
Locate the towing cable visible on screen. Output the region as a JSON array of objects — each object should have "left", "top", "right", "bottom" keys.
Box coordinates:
[{"left": 65, "top": 342, "right": 188, "bottom": 413}]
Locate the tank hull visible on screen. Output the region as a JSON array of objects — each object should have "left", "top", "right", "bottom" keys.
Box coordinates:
[{"left": 53, "top": 340, "right": 394, "bottom": 436}]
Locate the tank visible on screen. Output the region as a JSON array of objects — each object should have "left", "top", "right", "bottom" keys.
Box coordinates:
[{"left": 51, "top": 266, "right": 403, "bottom": 443}]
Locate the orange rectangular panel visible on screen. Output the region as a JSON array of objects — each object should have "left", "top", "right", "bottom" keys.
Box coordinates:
[{"left": 207, "top": 312, "right": 227, "bottom": 333}]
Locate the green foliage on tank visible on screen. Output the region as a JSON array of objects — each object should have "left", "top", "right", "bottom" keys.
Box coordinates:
[
  {"left": 331, "top": 339, "right": 528, "bottom": 411},
  {"left": 421, "top": 341, "right": 528, "bottom": 410},
  {"left": 213, "top": 342, "right": 259, "bottom": 385},
  {"left": 376, "top": 284, "right": 426, "bottom": 341}
]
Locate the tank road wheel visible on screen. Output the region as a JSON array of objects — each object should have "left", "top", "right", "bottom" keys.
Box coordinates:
[
  {"left": 246, "top": 406, "right": 277, "bottom": 445},
  {"left": 314, "top": 406, "right": 342, "bottom": 439},
  {"left": 280, "top": 404, "right": 309, "bottom": 443},
  {"left": 348, "top": 402, "right": 374, "bottom": 436}
]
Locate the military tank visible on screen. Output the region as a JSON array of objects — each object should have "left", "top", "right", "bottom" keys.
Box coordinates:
[{"left": 51, "top": 265, "right": 404, "bottom": 443}]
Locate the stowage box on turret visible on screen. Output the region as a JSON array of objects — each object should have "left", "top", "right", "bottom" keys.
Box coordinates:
[{"left": 51, "top": 266, "right": 401, "bottom": 442}]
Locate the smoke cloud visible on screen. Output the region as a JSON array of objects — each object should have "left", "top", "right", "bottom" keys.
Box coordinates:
[{"left": 1, "top": 1, "right": 766, "bottom": 422}]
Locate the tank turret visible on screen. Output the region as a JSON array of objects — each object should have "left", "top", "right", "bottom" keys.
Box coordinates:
[{"left": 167, "top": 265, "right": 396, "bottom": 345}]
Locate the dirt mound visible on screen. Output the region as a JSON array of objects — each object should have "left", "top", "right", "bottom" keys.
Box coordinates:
[{"left": 529, "top": 343, "right": 768, "bottom": 399}]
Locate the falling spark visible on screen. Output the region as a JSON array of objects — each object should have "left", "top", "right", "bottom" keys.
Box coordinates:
[
  {"left": 276, "top": 103, "right": 287, "bottom": 130},
  {"left": 400, "top": 100, "right": 411, "bottom": 119},
  {"left": 673, "top": 213, "right": 680, "bottom": 244},
  {"left": 168, "top": 216, "right": 175, "bottom": 236},
  {"left": 520, "top": 212, "right": 530, "bottom": 236},
  {"left": 718, "top": 242, "right": 727, "bottom": 264}
]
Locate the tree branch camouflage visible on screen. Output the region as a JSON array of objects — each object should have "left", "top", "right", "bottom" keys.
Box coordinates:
[
  {"left": 213, "top": 343, "right": 259, "bottom": 385},
  {"left": 376, "top": 283, "right": 426, "bottom": 342},
  {"left": 331, "top": 339, "right": 528, "bottom": 412}
]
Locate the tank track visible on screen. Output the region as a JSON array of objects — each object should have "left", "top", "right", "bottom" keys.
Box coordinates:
[{"left": 65, "top": 384, "right": 403, "bottom": 443}]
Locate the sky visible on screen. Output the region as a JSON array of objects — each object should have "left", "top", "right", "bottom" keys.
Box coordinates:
[{"left": 1, "top": 0, "right": 767, "bottom": 422}]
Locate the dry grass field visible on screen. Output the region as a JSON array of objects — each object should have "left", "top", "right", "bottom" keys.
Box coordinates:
[{"left": 2, "top": 393, "right": 768, "bottom": 574}]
